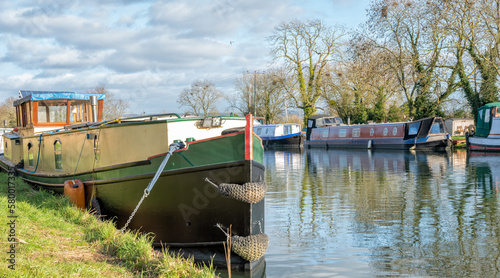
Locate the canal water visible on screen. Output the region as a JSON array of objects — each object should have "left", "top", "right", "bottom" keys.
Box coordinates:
[{"left": 242, "top": 148, "right": 500, "bottom": 277}]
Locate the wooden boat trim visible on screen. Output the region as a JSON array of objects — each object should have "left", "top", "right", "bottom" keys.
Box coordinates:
[{"left": 16, "top": 159, "right": 152, "bottom": 178}]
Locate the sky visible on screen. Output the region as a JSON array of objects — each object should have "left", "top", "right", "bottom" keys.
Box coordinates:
[{"left": 0, "top": 0, "right": 371, "bottom": 115}]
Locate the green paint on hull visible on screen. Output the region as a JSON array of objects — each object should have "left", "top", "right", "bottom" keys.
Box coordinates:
[{"left": 5, "top": 132, "right": 264, "bottom": 189}]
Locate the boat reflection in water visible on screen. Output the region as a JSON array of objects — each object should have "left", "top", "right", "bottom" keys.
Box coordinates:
[
  {"left": 467, "top": 152, "right": 500, "bottom": 193},
  {"left": 263, "top": 148, "right": 500, "bottom": 278}
]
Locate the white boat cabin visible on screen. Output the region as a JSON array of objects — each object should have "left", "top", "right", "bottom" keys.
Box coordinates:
[{"left": 254, "top": 124, "right": 302, "bottom": 139}]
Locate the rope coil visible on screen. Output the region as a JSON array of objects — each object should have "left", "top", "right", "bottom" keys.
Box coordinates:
[
  {"left": 205, "top": 178, "right": 267, "bottom": 204},
  {"left": 216, "top": 223, "right": 269, "bottom": 262}
]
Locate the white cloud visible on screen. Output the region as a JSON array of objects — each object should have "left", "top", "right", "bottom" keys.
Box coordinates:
[{"left": 0, "top": 0, "right": 369, "bottom": 113}]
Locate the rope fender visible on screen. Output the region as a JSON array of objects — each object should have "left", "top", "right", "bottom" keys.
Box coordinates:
[
  {"left": 231, "top": 233, "right": 269, "bottom": 262},
  {"left": 205, "top": 178, "right": 267, "bottom": 204}
]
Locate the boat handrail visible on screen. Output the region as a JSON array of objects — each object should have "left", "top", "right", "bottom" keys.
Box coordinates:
[{"left": 120, "top": 113, "right": 181, "bottom": 122}]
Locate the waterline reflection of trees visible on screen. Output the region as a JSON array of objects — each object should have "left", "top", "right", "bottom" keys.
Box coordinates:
[{"left": 265, "top": 149, "right": 500, "bottom": 277}]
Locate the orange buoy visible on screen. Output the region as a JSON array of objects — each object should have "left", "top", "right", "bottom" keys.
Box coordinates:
[{"left": 64, "top": 180, "right": 86, "bottom": 210}]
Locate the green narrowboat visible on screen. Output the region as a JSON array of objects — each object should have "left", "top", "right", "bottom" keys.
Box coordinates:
[{"left": 0, "top": 90, "right": 268, "bottom": 270}]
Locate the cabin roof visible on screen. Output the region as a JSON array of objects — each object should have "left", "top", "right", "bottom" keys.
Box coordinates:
[
  {"left": 308, "top": 115, "right": 333, "bottom": 120},
  {"left": 481, "top": 102, "right": 500, "bottom": 109},
  {"left": 14, "top": 90, "right": 106, "bottom": 106}
]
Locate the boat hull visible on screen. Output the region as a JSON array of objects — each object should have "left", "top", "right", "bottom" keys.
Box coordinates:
[
  {"left": 466, "top": 135, "right": 500, "bottom": 151},
  {"left": 307, "top": 135, "right": 450, "bottom": 150},
  {"left": 262, "top": 133, "right": 305, "bottom": 148},
  {"left": 0, "top": 119, "right": 267, "bottom": 270},
  {"left": 305, "top": 117, "right": 450, "bottom": 151}
]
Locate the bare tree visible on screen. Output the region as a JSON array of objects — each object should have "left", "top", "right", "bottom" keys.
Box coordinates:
[
  {"left": 0, "top": 97, "right": 17, "bottom": 127},
  {"left": 230, "top": 69, "right": 290, "bottom": 123},
  {"left": 442, "top": 0, "right": 500, "bottom": 120},
  {"left": 322, "top": 36, "right": 401, "bottom": 123},
  {"left": 177, "top": 80, "right": 223, "bottom": 116},
  {"left": 268, "top": 19, "right": 345, "bottom": 124},
  {"left": 365, "top": 0, "right": 457, "bottom": 119},
  {"left": 88, "top": 86, "right": 129, "bottom": 120}
]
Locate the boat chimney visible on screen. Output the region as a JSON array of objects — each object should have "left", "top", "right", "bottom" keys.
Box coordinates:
[{"left": 90, "top": 95, "right": 98, "bottom": 122}]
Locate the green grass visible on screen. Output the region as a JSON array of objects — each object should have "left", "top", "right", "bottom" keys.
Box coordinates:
[
  {"left": 451, "top": 135, "right": 466, "bottom": 141},
  {"left": 0, "top": 173, "right": 216, "bottom": 277},
  {"left": 451, "top": 135, "right": 467, "bottom": 149}
]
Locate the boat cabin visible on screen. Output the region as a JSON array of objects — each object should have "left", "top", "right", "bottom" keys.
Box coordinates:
[
  {"left": 306, "top": 115, "right": 343, "bottom": 140},
  {"left": 254, "top": 123, "right": 302, "bottom": 139},
  {"left": 13, "top": 90, "right": 106, "bottom": 136},
  {"left": 475, "top": 102, "right": 500, "bottom": 138}
]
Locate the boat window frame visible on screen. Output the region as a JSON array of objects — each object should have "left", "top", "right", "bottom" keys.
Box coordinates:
[
  {"left": 408, "top": 122, "right": 421, "bottom": 136},
  {"left": 322, "top": 128, "right": 329, "bottom": 138},
  {"left": 485, "top": 108, "right": 491, "bottom": 124},
  {"left": 27, "top": 142, "right": 34, "bottom": 168},
  {"left": 54, "top": 139, "right": 62, "bottom": 171},
  {"left": 352, "top": 128, "right": 360, "bottom": 137}
]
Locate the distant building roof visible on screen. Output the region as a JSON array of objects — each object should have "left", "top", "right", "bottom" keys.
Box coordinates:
[{"left": 14, "top": 90, "right": 106, "bottom": 106}]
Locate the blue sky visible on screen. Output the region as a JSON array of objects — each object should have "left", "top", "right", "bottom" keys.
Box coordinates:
[{"left": 0, "top": 0, "right": 371, "bottom": 114}]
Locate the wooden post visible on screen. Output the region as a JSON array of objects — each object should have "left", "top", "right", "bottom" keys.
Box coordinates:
[
  {"left": 66, "top": 100, "right": 71, "bottom": 123},
  {"left": 97, "top": 99, "right": 104, "bottom": 121},
  {"left": 33, "top": 101, "right": 38, "bottom": 125}
]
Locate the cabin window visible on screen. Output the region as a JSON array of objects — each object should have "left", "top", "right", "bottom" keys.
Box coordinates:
[
  {"left": 27, "top": 142, "right": 34, "bottom": 167},
  {"left": 352, "top": 128, "right": 360, "bottom": 137},
  {"left": 38, "top": 100, "right": 68, "bottom": 123},
  {"left": 485, "top": 108, "right": 491, "bottom": 124},
  {"left": 408, "top": 122, "right": 421, "bottom": 136},
  {"left": 339, "top": 129, "right": 346, "bottom": 137},
  {"left": 54, "top": 140, "right": 62, "bottom": 170},
  {"left": 69, "top": 100, "right": 88, "bottom": 122},
  {"left": 322, "top": 128, "right": 329, "bottom": 138},
  {"left": 430, "top": 123, "right": 445, "bottom": 134},
  {"left": 283, "top": 126, "right": 288, "bottom": 135},
  {"left": 94, "top": 135, "right": 100, "bottom": 161},
  {"left": 392, "top": 127, "right": 398, "bottom": 136},
  {"left": 255, "top": 128, "right": 261, "bottom": 135},
  {"left": 308, "top": 120, "right": 313, "bottom": 128}
]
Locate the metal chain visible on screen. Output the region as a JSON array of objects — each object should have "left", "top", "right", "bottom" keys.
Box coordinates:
[
  {"left": 120, "top": 189, "right": 149, "bottom": 232},
  {"left": 120, "top": 142, "right": 184, "bottom": 232}
]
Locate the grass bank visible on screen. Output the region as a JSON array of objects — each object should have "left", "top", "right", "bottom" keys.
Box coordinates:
[
  {"left": 0, "top": 172, "right": 215, "bottom": 277},
  {"left": 451, "top": 135, "right": 467, "bottom": 149}
]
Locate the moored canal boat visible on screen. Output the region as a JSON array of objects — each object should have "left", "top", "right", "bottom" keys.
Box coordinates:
[
  {"left": 0, "top": 90, "right": 268, "bottom": 270},
  {"left": 466, "top": 102, "right": 500, "bottom": 152},
  {"left": 253, "top": 123, "right": 305, "bottom": 148},
  {"left": 305, "top": 115, "right": 451, "bottom": 150}
]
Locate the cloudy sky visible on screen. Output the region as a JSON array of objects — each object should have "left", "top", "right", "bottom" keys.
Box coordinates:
[{"left": 0, "top": 0, "right": 371, "bottom": 114}]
